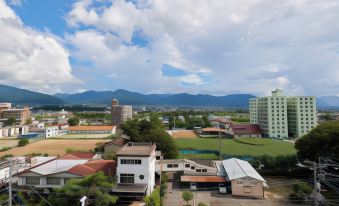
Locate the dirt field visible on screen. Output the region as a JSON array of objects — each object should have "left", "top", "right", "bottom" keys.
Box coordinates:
[
  {"left": 0, "top": 139, "right": 19, "bottom": 148},
  {"left": 168, "top": 130, "right": 198, "bottom": 138},
  {"left": 0, "top": 139, "right": 110, "bottom": 156}
]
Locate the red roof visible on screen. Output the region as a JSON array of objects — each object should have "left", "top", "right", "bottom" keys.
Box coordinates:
[
  {"left": 181, "top": 176, "right": 226, "bottom": 183},
  {"left": 67, "top": 160, "right": 116, "bottom": 176},
  {"left": 231, "top": 124, "right": 262, "bottom": 134},
  {"left": 59, "top": 152, "right": 96, "bottom": 160}
]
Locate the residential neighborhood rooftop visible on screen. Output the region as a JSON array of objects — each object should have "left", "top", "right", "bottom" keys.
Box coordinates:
[{"left": 116, "top": 142, "right": 156, "bottom": 156}]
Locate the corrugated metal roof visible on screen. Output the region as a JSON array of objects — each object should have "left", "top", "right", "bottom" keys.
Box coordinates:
[
  {"left": 31, "top": 159, "right": 88, "bottom": 175},
  {"left": 221, "top": 158, "right": 265, "bottom": 182}
]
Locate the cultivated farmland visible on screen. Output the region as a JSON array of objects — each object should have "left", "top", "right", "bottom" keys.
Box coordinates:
[{"left": 0, "top": 139, "right": 110, "bottom": 156}]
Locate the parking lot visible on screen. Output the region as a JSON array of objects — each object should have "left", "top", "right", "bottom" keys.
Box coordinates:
[{"left": 163, "top": 182, "right": 300, "bottom": 206}]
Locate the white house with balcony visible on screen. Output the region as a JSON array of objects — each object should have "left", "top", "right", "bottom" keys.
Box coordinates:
[{"left": 113, "top": 142, "right": 156, "bottom": 198}]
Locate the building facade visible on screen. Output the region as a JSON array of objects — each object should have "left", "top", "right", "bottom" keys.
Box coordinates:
[
  {"left": 1, "top": 106, "right": 30, "bottom": 125},
  {"left": 250, "top": 89, "right": 317, "bottom": 138},
  {"left": 111, "top": 99, "right": 132, "bottom": 125},
  {"left": 115, "top": 142, "right": 156, "bottom": 195}
]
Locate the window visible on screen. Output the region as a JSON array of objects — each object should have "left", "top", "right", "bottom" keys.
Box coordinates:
[
  {"left": 196, "top": 169, "right": 202, "bottom": 172},
  {"left": 120, "top": 174, "right": 134, "bottom": 183},
  {"left": 120, "top": 159, "right": 141, "bottom": 165},
  {"left": 26, "top": 177, "right": 40, "bottom": 185},
  {"left": 202, "top": 169, "right": 207, "bottom": 173},
  {"left": 185, "top": 164, "right": 190, "bottom": 168},
  {"left": 167, "top": 164, "right": 179, "bottom": 168},
  {"left": 139, "top": 175, "right": 144, "bottom": 180},
  {"left": 47, "top": 177, "right": 61, "bottom": 185}
]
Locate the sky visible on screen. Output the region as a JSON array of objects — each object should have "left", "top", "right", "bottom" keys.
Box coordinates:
[{"left": 1, "top": 0, "right": 339, "bottom": 96}]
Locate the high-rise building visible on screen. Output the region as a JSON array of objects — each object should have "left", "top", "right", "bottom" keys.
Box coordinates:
[
  {"left": 250, "top": 89, "right": 288, "bottom": 139},
  {"left": 250, "top": 89, "right": 317, "bottom": 139},
  {"left": 111, "top": 99, "right": 132, "bottom": 125}
]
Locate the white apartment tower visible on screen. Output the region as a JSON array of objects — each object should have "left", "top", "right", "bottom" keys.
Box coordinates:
[
  {"left": 250, "top": 89, "right": 317, "bottom": 139},
  {"left": 250, "top": 89, "right": 288, "bottom": 139}
]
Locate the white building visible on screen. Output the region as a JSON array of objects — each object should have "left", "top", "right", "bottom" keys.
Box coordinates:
[
  {"left": 250, "top": 89, "right": 317, "bottom": 138},
  {"left": 45, "top": 126, "right": 60, "bottom": 138},
  {"left": 114, "top": 142, "right": 156, "bottom": 196}
]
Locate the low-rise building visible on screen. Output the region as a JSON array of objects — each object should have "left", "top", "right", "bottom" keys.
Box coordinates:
[
  {"left": 1, "top": 106, "right": 30, "bottom": 125},
  {"left": 17, "top": 152, "right": 116, "bottom": 191},
  {"left": 104, "top": 136, "right": 130, "bottom": 159},
  {"left": 45, "top": 126, "right": 60, "bottom": 138},
  {"left": 229, "top": 124, "right": 262, "bottom": 138},
  {"left": 221, "top": 158, "right": 266, "bottom": 198},
  {"left": 68, "top": 125, "right": 116, "bottom": 135},
  {"left": 113, "top": 142, "right": 156, "bottom": 198}
]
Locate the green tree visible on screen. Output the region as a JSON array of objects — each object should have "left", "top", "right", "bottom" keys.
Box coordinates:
[
  {"left": 144, "top": 187, "right": 160, "bottom": 206},
  {"left": 121, "top": 114, "right": 178, "bottom": 158},
  {"left": 41, "top": 172, "right": 117, "bottom": 206},
  {"left": 4, "top": 117, "right": 16, "bottom": 126},
  {"left": 68, "top": 116, "right": 80, "bottom": 126},
  {"left": 295, "top": 121, "right": 339, "bottom": 161},
  {"left": 182, "top": 191, "right": 193, "bottom": 205},
  {"left": 18, "top": 138, "right": 29, "bottom": 147},
  {"left": 198, "top": 203, "right": 208, "bottom": 206},
  {"left": 25, "top": 118, "right": 32, "bottom": 125}
]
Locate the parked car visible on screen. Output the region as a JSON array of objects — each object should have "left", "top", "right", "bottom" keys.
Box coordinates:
[
  {"left": 190, "top": 182, "right": 198, "bottom": 191},
  {"left": 218, "top": 183, "right": 227, "bottom": 194}
]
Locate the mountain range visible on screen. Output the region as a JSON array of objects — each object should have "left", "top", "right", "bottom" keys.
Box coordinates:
[{"left": 1, "top": 84, "right": 339, "bottom": 108}]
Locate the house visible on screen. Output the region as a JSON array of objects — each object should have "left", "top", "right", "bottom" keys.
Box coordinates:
[
  {"left": 199, "top": 127, "right": 229, "bottom": 137},
  {"left": 221, "top": 158, "right": 266, "bottom": 198},
  {"left": 68, "top": 125, "right": 116, "bottom": 135},
  {"left": 104, "top": 136, "right": 130, "bottom": 158},
  {"left": 229, "top": 124, "right": 262, "bottom": 138},
  {"left": 45, "top": 126, "right": 60, "bottom": 138},
  {"left": 113, "top": 142, "right": 156, "bottom": 199},
  {"left": 16, "top": 152, "right": 116, "bottom": 191}
]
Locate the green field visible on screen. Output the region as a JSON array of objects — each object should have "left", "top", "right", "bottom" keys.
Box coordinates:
[{"left": 175, "top": 138, "right": 296, "bottom": 157}]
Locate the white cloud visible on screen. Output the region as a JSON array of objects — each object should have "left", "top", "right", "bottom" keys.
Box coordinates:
[
  {"left": 0, "top": 0, "right": 79, "bottom": 93},
  {"left": 64, "top": 0, "right": 339, "bottom": 95}
]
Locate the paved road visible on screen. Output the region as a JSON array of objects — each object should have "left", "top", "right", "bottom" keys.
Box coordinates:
[{"left": 163, "top": 182, "right": 304, "bottom": 206}]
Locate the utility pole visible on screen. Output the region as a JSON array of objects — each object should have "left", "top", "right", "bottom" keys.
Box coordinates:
[
  {"left": 218, "top": 121, "right": 222, "bottom": 160},
  {"left": 313, "top": 161, "right": 318, "bottom": 206},
  {"left": 9, "top": 157, "right": 12, "bottom": 206}
]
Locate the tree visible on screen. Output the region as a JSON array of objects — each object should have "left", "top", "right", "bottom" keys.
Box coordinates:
[
  {"left": 295, "top": 121, "right": 339, "bottom": 161},
  {"left": 144, "top": 187, "right": 160, "bottom": 206},
  {"left": 18, "top": 138, "right": 29, "bottom": 147},
  {"left": 25, "top": 118, "right": 32, "bottom": 125},
  {"left": 68, "top": 116, "right": 80, "bottom": 126},
  {"left": 121, "top": 114, "right": 178, "bottom": 158},
  {"left": 182, "top": 191, "right": 193, "bottom": 205},
  {"left": 198, "top": 203, "right": 208, "bottom": 206},
  {"left": 41, "top": 172, "right": 117, "bottom": 206},
  {"left": 4, "top": 117, "right": 16, "bottom": 126}
]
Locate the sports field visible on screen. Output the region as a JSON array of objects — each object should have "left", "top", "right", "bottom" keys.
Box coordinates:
[
  {"left": 169, "top": 130, "right": 198, "bottom": 138},
  {"left": 175, "top": 138, "right": 296, "bottom": 157},
  {"left": 0, "top": 139, "right": 110, "bottom": 156}
]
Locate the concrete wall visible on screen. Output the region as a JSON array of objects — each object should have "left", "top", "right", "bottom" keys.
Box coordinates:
[{"left": 231, "top": 178, "right": 264, "bottom": 198}]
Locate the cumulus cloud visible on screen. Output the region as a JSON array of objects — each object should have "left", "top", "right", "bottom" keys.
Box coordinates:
[
  {"left": 64, "top": 0, "right": 339, "bottom": 96},
  {"left": 0, "top": 0, "right": 79, "bottom": 93}
]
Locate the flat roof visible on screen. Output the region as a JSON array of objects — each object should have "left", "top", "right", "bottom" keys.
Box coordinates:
[
  {"left": 181, "top": 175, "right": 226, "bottom": 183},
  {"left": 116, "top": 143, "right": 156, "bottom": 156}
]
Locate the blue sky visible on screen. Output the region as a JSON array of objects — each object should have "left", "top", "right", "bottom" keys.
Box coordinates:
[{"left": 2, "top": 0, "right": 339, "bottom": 96}]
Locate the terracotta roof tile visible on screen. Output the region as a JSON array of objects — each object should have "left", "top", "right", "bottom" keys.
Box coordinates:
[
  {"left": 181, "top": 176, "right": 226, "bottom": 183},
  {"left": 68, "top": 125, "right": 114, "bottom": 131},
  {"left": 59, "top": 152, "right": 95, "bottom": 160},
  {"left": 105, "top": 137, "right": 129, "bottom": 146},
  {"left": 231, "top": 124, "right": 262, "bottom": 134}
]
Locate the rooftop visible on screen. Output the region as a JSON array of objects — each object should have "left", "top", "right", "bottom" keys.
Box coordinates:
[
  {"left": 181, "top": 175, "right": 226, "bottom": 183},
  {"left": 231, "top": 124, "right": 262, "bottom": 134},
  {"left": 221, "top": 158, "right": 266, "bottom": 182},
  {"left": 68, "top": 125, "right": 115, "bottom": 131},
  {"left": 116, "top": 142, "right": 156, "bottom": 157},
  {"left": 104, "top": 136, "right": 129, "bottom": 147},
  {"left": 202, "top": 127, "right": 227, "bottom": 133}
]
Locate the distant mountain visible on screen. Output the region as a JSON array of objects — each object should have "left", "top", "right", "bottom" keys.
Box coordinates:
[
  {"left": 318, "top": 96, "right": 339, "bottom": 107},
  {"left": 55, "top": 89, "right": 255, "bottom": 108},
  {"left": 0, "top": 84, "right": 64, "bottom": 105}
]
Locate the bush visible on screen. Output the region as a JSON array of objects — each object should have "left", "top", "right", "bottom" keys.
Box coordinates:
[
  {"left": 182, "top": 191, "right": 193, "bottom": 205},
  {"left": 0, "top": 154, "right": 13, "bottom": 160},
  {"left": 0, "top": 147, "right": 12, "bottom": 152},
  {"left": 198, "top": 203, "right": 208, "bottom": 206},
  {"left": 292, "top": 183, "right": 313, "bottom": 194},
  {"left": 68, "top": 117, "right": 80, "bottom": 126},
  {"left": 18, "top": 138, "right": 29, "bottom": 147},
  {"left": 144, "top": 187, "right": 160, "bottom": 206}
]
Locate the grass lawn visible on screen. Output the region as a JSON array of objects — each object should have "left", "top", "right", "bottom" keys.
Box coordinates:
[{"left": 175, "top": 138, "right": 296, "bottom": 157}]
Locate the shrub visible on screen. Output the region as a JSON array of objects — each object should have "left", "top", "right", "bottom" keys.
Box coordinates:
[
  {"left": 0, "top": 147, "right": 12, "bottom": 152},
  {"left": 144, "top": 187, "right": 160, "bottom": 206},
  {"left": 198, "top": 203, "right": 208, "bottom": 206},
  {"left": 0, "top": 154, "right": 13, "bottom": 160},
  {"left": 18, "top": 138, "right": 29, "bottom": 147},
  {"left": 182, "top": 191, "right": 193, "bottom": 205}
]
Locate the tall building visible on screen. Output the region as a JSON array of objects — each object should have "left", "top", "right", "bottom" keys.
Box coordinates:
[
  {"left": 111, "top": 99, "right": 132, "bottom": 125},
  {"left": 250, "top": 89, "right": 317, "bottom": 139},
  {"left": 250, "top": 89, "right": 288, "bottom": 139},
  {"left": 0, "top": 103, "right": 30, "bottom": 125},
  {"left": 287, "top": 96, "right": 317, "bottom": 137}
]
